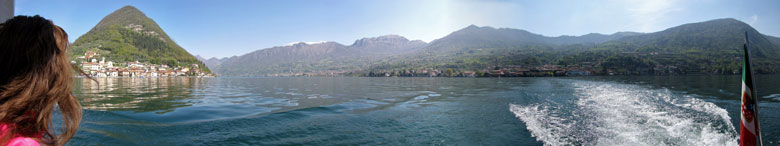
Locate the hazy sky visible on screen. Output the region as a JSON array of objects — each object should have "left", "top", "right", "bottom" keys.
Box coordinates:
[{"left": 15, "top": 0, "right": 780, "bottom": 58}]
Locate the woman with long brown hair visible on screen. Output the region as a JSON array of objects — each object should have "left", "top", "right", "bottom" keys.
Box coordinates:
[{"left": 0, "top": 15, "right": 82, "bottom": 145}]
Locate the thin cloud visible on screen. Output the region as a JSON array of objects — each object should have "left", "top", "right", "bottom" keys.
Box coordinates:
[
  {"left": 749, "top": 14, "right": 758, "bottom": 25},
  {"left": 388, "top": 0, "right": 523, "bottom": 43},
  {"left": 623, "top": 0, "right": 684, "bottom": 32}
]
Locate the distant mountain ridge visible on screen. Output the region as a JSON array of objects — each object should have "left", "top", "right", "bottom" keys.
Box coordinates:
[
  {"left": 209, "top": 27, "right": 640, "bottom": 76},
  {"left": 389, "top": 18, "right": 780, "bottom": 75},
  {"left": 212, "top": 35, "right": 426, "bottom": 76},
  {"left": 72, "top": 5, "right": 209, "bottom": 72},
  {"left": 423, "top": 25, "right": 642, "bottom": 51},
  {"left": 195, "top": 55, "right": 230, "bottom": 70},
  {"left": 208, "top": 18, "right": 780, "bottom": 76},
  {"left": 350, "top": 35, "right": 427, "bottom": 55}
]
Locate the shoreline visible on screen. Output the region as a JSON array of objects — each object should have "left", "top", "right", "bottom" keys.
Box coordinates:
[
  {"left": 74, "top": 76, "right": 216, "bottom": 78},
  {"left": 199, "top": 74, "right": 755, "bottom": 78}
]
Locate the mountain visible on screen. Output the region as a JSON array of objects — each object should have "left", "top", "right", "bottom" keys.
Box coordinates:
[
  {"left": 349, "top": 35, "right": 426, "bottom": 55},
  {"left": 214, "top": 35, "right": 426, "bottom": 76},
  {"left": 552, "top": 32, "right": 644, "bottom": 45},
  {"left": 578, "top": 18, "right": 780, "bottom": 74},
  {"left": 367, "top": 18, "right": 780, "bottom": 76},
  {"left": 195, "top": 55, "right": 230, "bottom": 69},
  {"left": 766, "top": 35, "right": 780, "bottom": 46},
  {"left": 364, "top": 25, "right": 643, "bottom": 72},
  {"left": 422, "top": 25, "right": 641, "bottom": 52},
  {"left": 213, "top": 24, "right": 639, "bottom": 76},
  {"left": 71, "top": 5, "right": 209, "bottom": 72},
  {"left": 216, "top": 41, "right": 346, "bottom": 75},
  {"left": 214, "top": 18, "right": 780, "bottom": 76},
  {"left": 600, "top": 18, "right": 778, "bottom": 57}
]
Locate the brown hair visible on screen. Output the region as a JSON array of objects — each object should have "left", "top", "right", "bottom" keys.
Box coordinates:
[{"left": 0, "top": 15, "right": 82, "bottom": 145}]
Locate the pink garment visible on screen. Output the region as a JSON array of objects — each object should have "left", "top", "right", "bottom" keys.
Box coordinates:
[{"left": 0, "top": 124, "right": 40, "bottom": 146}]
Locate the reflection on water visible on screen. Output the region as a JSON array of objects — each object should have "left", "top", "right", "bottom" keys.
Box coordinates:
[{"left": 75, "top": 78, "right": 205, "bottom": 113}]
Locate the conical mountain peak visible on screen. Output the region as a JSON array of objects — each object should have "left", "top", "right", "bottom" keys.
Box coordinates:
[
  {"left": 93, "top": 6, "right": 155, "bottom": 31},
  {"left": 72, "top": 5, "right": 210, "bottom": 73}
]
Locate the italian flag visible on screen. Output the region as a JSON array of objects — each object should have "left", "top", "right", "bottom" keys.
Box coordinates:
[{"left": 740, "top": 32, "right": 762, "bottom": 146}]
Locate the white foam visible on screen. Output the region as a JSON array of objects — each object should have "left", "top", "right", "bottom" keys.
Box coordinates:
[
  {"left": 511, "top": 80, "right": 738, "bottom": 146},
  {"left": 510, "top": 104, "right": 574, "bottom": 145},
  {"left": 764, "top": 93, "right": 780, "bottom": 101}
]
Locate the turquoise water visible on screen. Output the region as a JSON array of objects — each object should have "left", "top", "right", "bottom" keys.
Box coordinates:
[{"left": 65, "top": 76, "right": 780, "bottom": 145}]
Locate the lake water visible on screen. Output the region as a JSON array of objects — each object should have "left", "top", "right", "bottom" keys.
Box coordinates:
[{"left": 65, "top": 76, "right": 780, "bottom": 145}]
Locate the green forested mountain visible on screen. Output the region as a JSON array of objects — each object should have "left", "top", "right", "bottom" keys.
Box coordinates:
[
  {"left": 569, "top": 18, "right": 780, "bottom": 74},
  {"left": 72, "top": 5, "right": 209, "bottom": 72},
  {"left": 369, "top": 18, "right": 780, "bottom": 75},
  {"left": 597, "top": 18, "right": 777, "bottom": 57},
  {"left": 767, "top": 35, "right": 780, "bottom": 46},
  {"left": 420, "top": 25, "right": 639, "bottom": 53}
]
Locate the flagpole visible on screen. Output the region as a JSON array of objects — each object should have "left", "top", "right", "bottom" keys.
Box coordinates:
[{"left": 744, "top": 31, "right": 763, "bottom": 146}]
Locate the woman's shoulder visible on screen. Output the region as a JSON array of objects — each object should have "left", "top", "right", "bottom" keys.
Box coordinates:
[
  {"left": 6, "top": 137, "right": 40, "bottom": 146},
  {"left": 1, "top": 123, "right": 41, "bottom": 146}
]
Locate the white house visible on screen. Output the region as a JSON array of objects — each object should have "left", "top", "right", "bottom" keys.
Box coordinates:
[{"left": 109, "top": 71, "right": 119, "bottom": 77}]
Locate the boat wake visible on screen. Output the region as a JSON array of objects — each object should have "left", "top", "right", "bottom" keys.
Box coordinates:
[
  {"left": 764, "top": 93, "right": 780, "bottom": 101},
  {"left": 510, "top": 80, "right": 738, "bottom": 146}
]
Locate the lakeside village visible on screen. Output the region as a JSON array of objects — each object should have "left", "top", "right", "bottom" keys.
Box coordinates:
[
  {"left": 73, "top": 51, "right": 214, "bottom": 78},
  {"left": 359, "top": 54, "right": 698, "bottom": 77},
  {"left": 361, "top": 64, "right": 692, "bottom": 77},
  {"left": 285, "top": 60, "right": 689, "bottom": 77},
  {"left": 271, "top": 63, "right": 686, "bottom": 77},
  {"left": 359, "top": 65, "right": 600, "bottom": 77}
]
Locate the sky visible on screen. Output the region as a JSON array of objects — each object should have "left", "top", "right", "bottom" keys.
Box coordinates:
[{"left": 14, "top": 0, "right": 780, "bottom": 58}]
